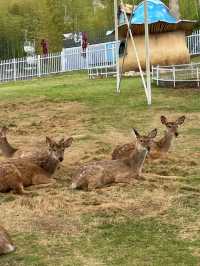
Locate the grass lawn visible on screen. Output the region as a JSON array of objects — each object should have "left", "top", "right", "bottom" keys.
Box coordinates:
[
  {"left": 0, "top": 72, "right": 200, "bottom": 266},
  {"left": 191, "top": 55, "right": 200, "bottom": 63}
]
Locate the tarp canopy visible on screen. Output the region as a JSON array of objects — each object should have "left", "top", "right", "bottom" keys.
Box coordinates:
[
  {"left": 130, "top": 0, "right": 177, "bottom": 24},
  {"left": 109, "top": 0, "right": 196, "bottom": 37}
]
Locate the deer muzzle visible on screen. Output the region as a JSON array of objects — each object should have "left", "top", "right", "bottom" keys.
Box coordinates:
[{"left": 175, "top": 132, "right": 179, "bottom": 137}]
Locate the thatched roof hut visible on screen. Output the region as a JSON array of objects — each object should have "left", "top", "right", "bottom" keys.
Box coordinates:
[{"left": 112, "top": 0, "right": 196, "bottom": 72}]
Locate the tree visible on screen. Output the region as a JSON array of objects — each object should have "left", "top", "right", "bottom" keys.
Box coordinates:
[
  {"left": 0, "top": 0, "right": 199, "bottom": 59},
  {"left": 169, "top": 0, "right": 180, "bottom": 19}
]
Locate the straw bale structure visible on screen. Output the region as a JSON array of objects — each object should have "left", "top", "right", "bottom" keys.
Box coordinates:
[{"left": 120, "top": 30, "right": 190, "bottom": 72}]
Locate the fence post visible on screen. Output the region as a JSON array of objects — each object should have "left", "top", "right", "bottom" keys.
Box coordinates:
[
  {"left": 37, "top": 55, "right": 41, "bottom": 77},
  {"left": 173, "top": 66, "right": 176, "bottom": 88},
  {"left": 61, "top": 51, "right": 63, "bottom": 72},
  {"left": 197, "top": 67, "right": 199, "bottom": 87},
  {"left": 156, "top": 65, "right": 159, "bottom": 86},
  {"left": 85, "top": 47, "right": 89, "bottom": 72},
  {"left": 104, "top": 43, "right": 108, "bottom": 78},
  {"left": 13, "top": 58, "right": 16, "bottom": 81}
]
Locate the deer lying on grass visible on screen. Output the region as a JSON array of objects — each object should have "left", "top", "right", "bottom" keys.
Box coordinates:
[
  {"left": 71, "top": 128, "right": 157, "bottom": 190},
  {"left": 112, "top": 115, "right": 185, "bottom": 160},
  {"left": 0, "top": 125, "right": 73, "bottom": 164},
  {"left": 0, "top": 225, "right": 15, "bottom": 255},
  {"left": 0, "top": 136, "right": 73, "bottom": 194}
]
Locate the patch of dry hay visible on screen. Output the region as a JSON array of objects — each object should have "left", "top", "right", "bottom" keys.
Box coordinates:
[{"left": 0, "top": 180, "right": 174, "bottom": 237}]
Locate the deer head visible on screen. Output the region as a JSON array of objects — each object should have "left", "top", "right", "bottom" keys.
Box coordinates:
[
  {"left": 46, "top": 137, "right": 73, "bottom": 162},
  {"left": 132, "top": 128, "right": 157, "bottom": 152},
  {"left": 160, "top": 115, "right": 185, "bottom": 138}
]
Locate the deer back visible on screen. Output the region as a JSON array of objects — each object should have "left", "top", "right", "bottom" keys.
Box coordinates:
[{"left": 112, "top": 143, "right": 136, "bottom": 160}]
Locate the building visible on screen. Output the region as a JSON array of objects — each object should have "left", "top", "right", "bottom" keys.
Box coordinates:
[{"left": 113, "top": 0, "right": 196, "bottom": 71}]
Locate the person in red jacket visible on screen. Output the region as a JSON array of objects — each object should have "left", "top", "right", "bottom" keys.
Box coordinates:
[
  {"left": 41, "top": 39, "right": 49, "bottom": 56},
  {"left": 81, "top": 32, "right": 88, "bottom": 57}
]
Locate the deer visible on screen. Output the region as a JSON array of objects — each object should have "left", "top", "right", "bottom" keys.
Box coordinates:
[
  {"left": 0, "top": 225, "right": 15, "bottom": 255},
  {"left": 0, "top": 136, "right": 73, "bottom": 194},
  {"left": 71, "top": 128, "right": 157, "bottom": 190},
  {"left": 112, "top": 115, "right": 185, "bottom": 160}
]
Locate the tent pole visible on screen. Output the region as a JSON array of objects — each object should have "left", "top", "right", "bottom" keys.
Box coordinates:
[
  {"left": 120, "top": 0, "right": 149, "bottom": 103},
  {"left": 114, "top": 0, "right": 120, "bottom": 93},
  {"left": 144, "top": 0, "right": 152, "bottom": 105}
]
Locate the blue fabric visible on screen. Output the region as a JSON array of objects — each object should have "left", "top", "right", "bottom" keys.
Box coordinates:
[
  {"left": 120, "top": 0, "right": 178, "bottom": 25},
  {"left": 106, "top": 43, "right": 115, "bottom": 62}
]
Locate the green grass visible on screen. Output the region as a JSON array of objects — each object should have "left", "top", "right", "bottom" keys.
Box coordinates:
[
  {"left": 191, "top": 55, "right": 200, "bottom": 63},
  {"left": 74, "top": 217, "right": 199, "bottom": 266},
  {"left": 0, "top": 73, "right": 200, "bottom": 265}
]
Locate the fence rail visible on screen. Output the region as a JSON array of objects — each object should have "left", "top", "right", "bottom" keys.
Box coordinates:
[
  {"left": 152, "top": 63, "right": 200, "bottom": 87},
  {"left": 187, "top": 29, "right": 200, "bottom": 56}
]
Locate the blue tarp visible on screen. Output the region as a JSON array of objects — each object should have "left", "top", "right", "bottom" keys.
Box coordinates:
[
  {"left": 132, "top": 0, "right": 177, "bottom": 24},
  {"left": 108, "top": 0, "right": 195, "bottom": 36},
  {"left": 119, "top": 0, "right": 178, "bottom": 26}
]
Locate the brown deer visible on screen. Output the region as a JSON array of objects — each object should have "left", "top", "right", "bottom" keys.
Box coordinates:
[
  {"left": 0, "top": 225, "right": 15, "bottom": 255},
  {"left": 112, "top": 115, "right": 185, "bottom": 160},
  {"left": 0, "top": 136, "right": 73, "bottom": 194},
  {"left": 71, "top": 128, "right": 157, "bottom": 190}
]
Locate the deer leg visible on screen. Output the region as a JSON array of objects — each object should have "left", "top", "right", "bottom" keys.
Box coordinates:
[
  {"left": 115, "top": 176, "right": 132, "bottom": 184},
  {"left": 13, "top": 183, "right": 27, "bottom": 195},
  {"left": 32, "top": 174, "right": 56, "bottom": 186},
  {"left": 9, "top": 173, "right": 29, "bottom": 195}
]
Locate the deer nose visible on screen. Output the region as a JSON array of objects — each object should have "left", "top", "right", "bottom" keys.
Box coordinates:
[
  {"left": 59, "top": 157, "right": 63, "bottom": 162},
  {"left": 175, "top": 132, "right": 179, "bottom": 137}
]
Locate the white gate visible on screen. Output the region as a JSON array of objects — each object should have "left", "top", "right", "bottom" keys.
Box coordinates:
[
  {"left": 187, "top": 30, "right": 200, "bottom": 56},
  {"left": 61, "top": 41, "right": 118, "bottom": 74}
]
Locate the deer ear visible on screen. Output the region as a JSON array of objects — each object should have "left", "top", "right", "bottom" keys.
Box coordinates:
[
  {"left": 1, "top": 126, "right": 8, "bottom": 136},
  {"left": 63, "top": 137, "right": 73, "bottom": 148},
  {"left": 132, "top": 128, "right": 140, "bottom": 139},
  {"left": 46, "top": 137, "right": 54, "bottom": 147},
  {"left": 59, "top": 138, "right": 65, "bottom": 144},
  {"left": 148, "top": 128, "right": 157, "bottom": 139},
  {"left": 176, "top": 116, "right": 185, "bottom": 125},
  {"left": 160, "top": 115, "right": 167, "bottom": 125}
]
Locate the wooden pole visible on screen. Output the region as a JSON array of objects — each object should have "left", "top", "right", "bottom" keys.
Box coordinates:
[
  {"left": 114, "top": 0, "right": 120, "bottom": 93},
  {"left": 120, "top": 0, "right": 149, "bottom": 103},
  {"left": 144, "top": 0, "right": 152, "bottom": 105}
]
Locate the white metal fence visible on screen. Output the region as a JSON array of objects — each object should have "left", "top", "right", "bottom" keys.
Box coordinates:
[
  {"left": 0, "top": 30, "right": 199, "bottom": 84},
  {"left": 187, "top": 29, "right": 200, "bottom": 56},
  {"left": 0, "top": 53, "right": 61, "bottom": 83},
  {"left": 152, "top": 63, "right": 200, "bottom": 87},
  {"left": 0, "top": 42, "right": 118, "bottom": 83}
]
